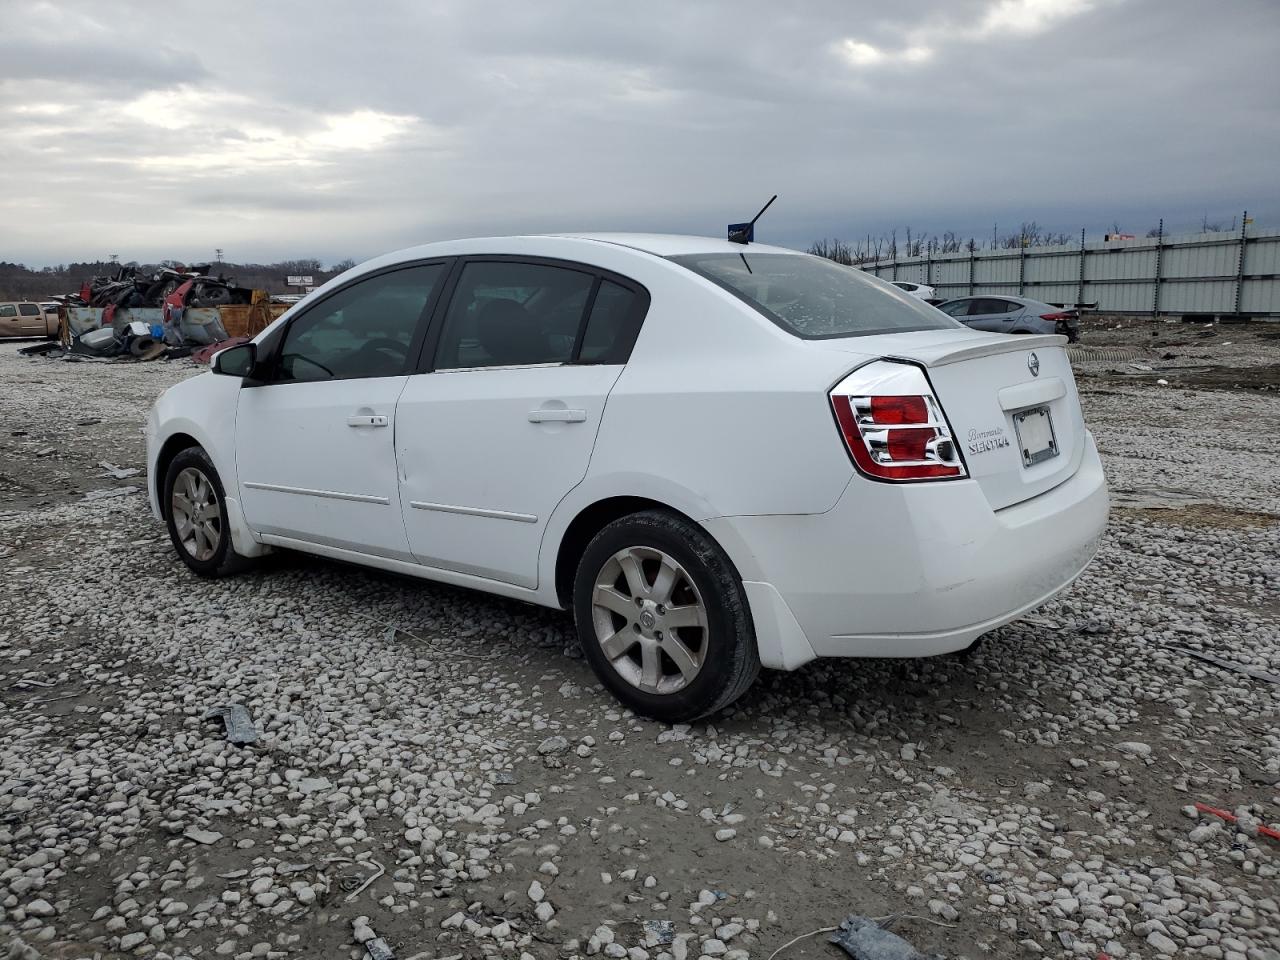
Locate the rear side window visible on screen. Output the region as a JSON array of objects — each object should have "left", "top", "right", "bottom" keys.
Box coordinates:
[
  {"left": 970, "top": 298, "right": 1015, "bottom": 315},
  {"left": 276, "top": 264, "right": 443, "bottom": 382},
  {"left": 579, "top": 280, "right": 643, "bottom": 363},
  {"left": 434, "top": 261, "right": 595, "bottom": 369},
  {"left": 670, "top": 253, "right": 959, "bottom": 339},
  {"left": 18, "top": 303, "right": 40, "bottom": 316}
]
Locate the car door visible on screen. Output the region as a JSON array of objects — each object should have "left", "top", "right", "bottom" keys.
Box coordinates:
[
  {"left": 0, "top": 304, "right": 21, "bottom": 337},
  {"left": 960, "top": 298, "right": 1012, "bottom": 332},
  {"left": 17, "top": 303, "right": 44, "bottom": 334},
  {"left": 235, "top": 262, "right": 448, "bottom": 560},
  {"left": 396, "top": 258, "right": 648, "bottom": 588}
]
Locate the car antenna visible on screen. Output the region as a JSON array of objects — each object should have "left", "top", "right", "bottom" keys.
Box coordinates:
[{"left": 728, "top": 194, "right": 777, "bottom": 245}]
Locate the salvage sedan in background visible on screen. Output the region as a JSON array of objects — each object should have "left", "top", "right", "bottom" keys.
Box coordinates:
[
  {"left": 936, "top": 295, "right": 1080, "bottom": 341},
  {"left": 890, "top": 280, "right": 936, "bottom": 302},
  {"left": 146, "top": 234, "right": 1108, "bottom": 721}
]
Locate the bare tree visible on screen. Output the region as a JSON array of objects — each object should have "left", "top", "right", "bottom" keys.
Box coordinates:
[{"left": 807, "top": 239, "right": 854, "bottom": 265}]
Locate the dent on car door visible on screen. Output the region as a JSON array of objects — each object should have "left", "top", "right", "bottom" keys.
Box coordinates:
[
  {"left": 395, "top": 258, "right": 648, "bottom": 588},
  {"left": 234, "top": 262, "right": 447, "bottom": 560}
]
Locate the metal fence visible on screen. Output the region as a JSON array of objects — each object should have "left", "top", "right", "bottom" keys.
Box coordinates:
[{"left": 857, "top": 224, "right": 1280, "bottom": 316}]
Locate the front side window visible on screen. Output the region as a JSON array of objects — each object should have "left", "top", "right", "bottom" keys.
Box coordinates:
[
  {"left": 434, "top": 261, "right": 596, "bottom": 369},
  {"left": 18, "top": 303, "right": 40, "bottom": 316},
  {"left": 670, "top": 253, "right": 960, "bottom": 339},
  {"left": 275, "top": 264, "right": 444, "bottom": 382},
  {"left": 0, "top": 305, "right": 16, "bottom": 317},
  {"left": 936, "top": 300, "right": 969, "bottom": 317}
]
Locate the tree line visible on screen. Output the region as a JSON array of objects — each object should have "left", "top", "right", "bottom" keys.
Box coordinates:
[
  {"left": 809, "top": 214, "right": 1247, "bottom": 266},
  {"left": 0, "top": 257, "right": 358, "bottom": 302}
]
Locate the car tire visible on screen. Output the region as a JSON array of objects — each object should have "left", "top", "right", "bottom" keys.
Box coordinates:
[
  {"left": 163, "top": 447, "right": 253, "bottom": 578},
  {"left": 573, "top": 510, "right": 760, "bottom": 723}
]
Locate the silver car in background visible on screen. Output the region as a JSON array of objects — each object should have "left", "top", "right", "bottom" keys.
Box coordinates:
[{"left": 936, "top": 295, "right": 1080, "bottom": 342}]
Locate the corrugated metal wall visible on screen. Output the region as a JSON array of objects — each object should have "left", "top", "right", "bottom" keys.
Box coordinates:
[{"left": 859, "top": 227, "right": 1280, "bottom": 315}]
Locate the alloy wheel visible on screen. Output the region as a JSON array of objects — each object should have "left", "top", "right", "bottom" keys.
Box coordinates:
[
  {"left": 591, "top": 546, "right": 708, "bottom": 695},
  {"left": 171, "top": 466, "right": 221, "bottom": 562}
]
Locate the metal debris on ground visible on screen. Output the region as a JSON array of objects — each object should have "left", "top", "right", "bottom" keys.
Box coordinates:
[
  {"left": 642, "top": 919, "right": 675, "bottom": 946},
  {"left": 828, "top": 915, "right": 945, "bottom": 960},
  {"left": 1194, "top": 802, "right": 1280, "bottom": 843},
  {"left": 1181, "top": 649, "right": 1280, "bottom": 685},
  {"left": 352, "top": 915, "right": 395, "bottom": 959},
  {"left": 328, "top": 856, "right": 386, "bottom": 901},
  {"left": 99, "top": 461, "right": 140, "bottom": 479},
  {"left": 83, "top": 486, "right": 139, "bottom": 501},
  {"left": 16, "top": 342, "right": 62, "bottom": 358},
  {"left": 203, "top": 703, "right": 259, "bottom": 745}
]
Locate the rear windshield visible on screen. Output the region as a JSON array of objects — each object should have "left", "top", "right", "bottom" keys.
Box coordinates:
[{"left": 670, "top": 252, "right": 960, "bottom": 339}]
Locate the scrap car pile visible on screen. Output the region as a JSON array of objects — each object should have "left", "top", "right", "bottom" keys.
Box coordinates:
[{"left": 34, "top": 264, "right": 288, "bottom": 361}]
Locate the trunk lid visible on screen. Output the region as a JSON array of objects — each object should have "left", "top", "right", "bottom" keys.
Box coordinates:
[{"left": 818, "top": 329, "right": 1087, "bottom": 510}]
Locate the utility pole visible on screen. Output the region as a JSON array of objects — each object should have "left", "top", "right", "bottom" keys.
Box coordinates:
[
  {"left": 1152, "top": 219, "right": 1163, "bottom": 317},
  {"left": 1232, "top": 210, "right": 1249, "bottom": 317}
]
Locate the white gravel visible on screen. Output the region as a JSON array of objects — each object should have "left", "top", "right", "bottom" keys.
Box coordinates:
[{"left": 1, "top": 323, "right": 1278, "bottom": 960}]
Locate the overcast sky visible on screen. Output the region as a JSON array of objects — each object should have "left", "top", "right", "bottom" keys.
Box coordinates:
[{"left": 3, "top": 0, "right": 1277, "bottom": 267}]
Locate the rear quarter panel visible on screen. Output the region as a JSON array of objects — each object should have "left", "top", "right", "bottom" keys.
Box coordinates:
[{"left": 580, "top": 266, "right": 860, "bottom": 519}]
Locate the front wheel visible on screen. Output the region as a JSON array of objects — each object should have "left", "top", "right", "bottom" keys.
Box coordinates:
[
  {"left": 164, "top": 447, "right": 253, "bottom": 578},
  {"left": 573, "top": 510, "right": 760, "bottom": 722}
]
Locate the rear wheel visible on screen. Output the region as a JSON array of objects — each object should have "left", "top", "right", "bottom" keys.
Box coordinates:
[
  {"left": 164, "top": 448, "right": 252, "bottom": 578},
  {"left": 573, "top": 510, "right": 759, "bottom": 722}
]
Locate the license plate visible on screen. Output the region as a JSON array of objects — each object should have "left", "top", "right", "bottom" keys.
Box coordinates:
[{"left": 1013, "top": 405, "right": 1059, "bottom": 467}]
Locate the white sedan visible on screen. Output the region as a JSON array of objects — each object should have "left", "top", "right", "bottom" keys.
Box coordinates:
[
  {"left": 146, "top": 234, "right": 1109, "bottom": 721},
  {"left": 890, "top": 280, "right": 935, "bottom": 301}
]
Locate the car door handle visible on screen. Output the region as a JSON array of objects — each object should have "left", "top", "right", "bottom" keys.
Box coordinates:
[
  {"left": 347, "top": 415, "right": 389, "bottom": 428},
  {"left": 528, "top": 408, "right": 587, "bottom": 423}
]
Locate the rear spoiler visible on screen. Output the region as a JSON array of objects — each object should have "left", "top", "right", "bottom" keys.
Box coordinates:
[{"left": 889, "top": 333, "right": 1067, "bottom": 369}]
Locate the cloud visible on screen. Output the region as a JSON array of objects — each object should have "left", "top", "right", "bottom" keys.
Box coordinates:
[
  {"left": 0, "top": 0, "right": 1276, "bottom": 267},
  {"left": 126, "top": 105, "right": 424, "bottom": 173},
  {"left": 835, "top": 39, "right": 934, "bottom": 68},
  {"left": 975, "top": 0, "right": 1096, "bottom": 36}
]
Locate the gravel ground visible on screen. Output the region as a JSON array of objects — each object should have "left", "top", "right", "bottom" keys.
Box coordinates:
[{"left": 2, "top": 320, "right": 1278, "bottom": 960}]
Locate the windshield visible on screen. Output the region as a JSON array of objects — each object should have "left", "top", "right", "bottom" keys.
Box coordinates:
[{"left": 670, "top": 252, "right": 961, "bottom": 339}]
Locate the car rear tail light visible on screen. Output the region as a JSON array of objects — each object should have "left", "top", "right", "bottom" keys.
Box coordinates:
[
  {"left": 830, "top": 360, "right": 967, "bottom": 482},
  {"left": 1040, "top": 311, "right": 1075, "bottom": 321}
]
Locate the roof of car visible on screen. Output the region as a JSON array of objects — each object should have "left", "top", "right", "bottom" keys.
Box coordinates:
[
  {"left": 349, "top": 233, "right": 808, "bottom": 281},
  {"left": 939, "top": 294, "right": 1052, "bottom": 307},
  {"left": 552, "top": 233, "right": 800, "bottom": 257}
]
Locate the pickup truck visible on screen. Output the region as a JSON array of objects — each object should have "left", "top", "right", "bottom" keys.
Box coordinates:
[{"left": 0, "top": 301, "right": 59, "bottom": 339}]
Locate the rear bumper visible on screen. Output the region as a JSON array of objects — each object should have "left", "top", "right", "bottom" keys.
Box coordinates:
[{"left": 705, "top": 432, "right": 1108, "bottom": 667}]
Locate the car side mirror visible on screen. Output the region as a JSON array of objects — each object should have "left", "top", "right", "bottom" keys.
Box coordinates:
[{"left": 212, "top": 342, "right": 257, "bottom": 378}]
